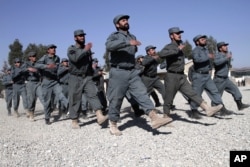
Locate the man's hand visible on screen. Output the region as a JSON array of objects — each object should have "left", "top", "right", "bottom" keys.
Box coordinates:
[
  {"left": 46, "top": 64, "right": 57, "bottom": 69},
  {"left": 152, "top": 55, "right": 160, "bottom": 59},
  {"left": 178, "top": 43, "right": 185, "bottom": 50},
  {"left": 130, "top": 40, "right": 141, "bottom": 46},
  {"left": 84, "top": 42, "right": 92, "bottom": 51},
  {"left": 208, "top": 53, "right": 215, "bottom": 59},
  {"left": 227, "top": 53, "right": 232, "bottom": 59},
  {"left": 27, "top": 67, "right": 37, "bottom": 72}
]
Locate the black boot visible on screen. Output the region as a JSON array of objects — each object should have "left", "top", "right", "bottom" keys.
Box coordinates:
[
  {"left": 170, "top": 104, "right": 176, "bottom": 111},
  {"left": 236, "top": 100, "right": 250, "bottom": 110},
  {"left": 81, "top": 110, "right": 88, "bottom": 119},
  {"left": 151, "top": 91, "right": 162, "bottom": 107},
  {"left": 219, "top": 106, "right": 234, "bottom": 116},
  {"left": 8, "top": 109, "right": 11, "bottom": 116},
  {"left": 132, "top": 104, "right": 145, "bottom": 117},
  {"left": 45, "top": 119, "right": 51, "bottom": 125},
  {"left": 189, "top": 109, "right": 202, "bottom": 119}
]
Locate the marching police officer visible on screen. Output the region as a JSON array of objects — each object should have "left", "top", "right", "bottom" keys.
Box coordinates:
[
  {"left": 214, "top": 42, "right": 249, "bottom": 111},
  {"left": 35, "top": 44, "right": 68, "bottom": 125},
  {"left": 2, "top": 68, "right": 13, "bottom": 116},
  {"left": 190, "top": 35, "right": 232, "bottom": 117},
  {"left": 24, "top": 51, "right": 45, "bottom": 121},
  {"left": 141, "top": 45, "right": 165, "bottom": 106},
  {"left": 159, "top": 27, "right": 222, "bottom": 118},
  {"left": 92, "top": 58, "right": 108, "bottom": 113},
  {"left": 57, "top": 58, "right": 70, "bottom": 118},
  {"left": 11, "top": 58, "right": 29, "bottom": 117},
  {"left": 67, "top": 29, "right": 107, "bottom": 129},
  {"left": 105, "top": 14, "right": 172, "bottom": 136}
]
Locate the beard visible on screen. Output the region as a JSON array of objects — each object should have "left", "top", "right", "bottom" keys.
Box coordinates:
[
  {"left": 76, "top": 39, "right": 85, "bottom": 46},
  {"left": 119, "top": 23, "right": 130, "bottom": 31}
]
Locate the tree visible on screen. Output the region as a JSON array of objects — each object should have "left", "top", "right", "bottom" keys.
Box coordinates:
[
  {"left": 23, "top": 43, "right": 47, "bottom": 61},
  {"left": 206, "top": 36, "right": 217, "bottom": 54},
  {"left": 182, "top": 40, "right": 193, "bottom": 60},
  {"left": 1, "top": 61, "right": 9, "bottom": 74},
  {"left": 0, "top": 61, "right": 9, "bottom": 96},
  {"left": 8, "top": 39, "right": 23, "bottom": 66}
]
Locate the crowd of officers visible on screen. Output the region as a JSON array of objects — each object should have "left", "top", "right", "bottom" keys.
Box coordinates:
[{"left": 2, "top": 14, "right": 249, "bottom": 136}]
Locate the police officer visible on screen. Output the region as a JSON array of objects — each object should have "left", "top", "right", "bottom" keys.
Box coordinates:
[
  {"left": 105, "top": 14, "right": 172, "bottom": 136},
  {"left": 141, "top": 45, "right": 165, "bottom": 106},
  {"left": 67, "top": 29, "right": 107, "bottom": 129},
  {"left": 24, "top": 51, "right": 45, "bottom": 121},
  {"left": 11, "top": 58, "right": 29, "bottom": 117},
  {"left": 159, "top": 27, "right": 222, "bottom": 118},
  {"left": 190, "top": 35, "right": 232, "bottom": 116},
  {"left": 92, "top": 58, "right": 108, "bottom": 113},
  {"left": 2, "top": 68, "right": 13, "bottom": 116},
  {"left": 35, "top": 44, "right": 68, "bottom": 125},
  {"left": 57, "top": 58, "right": 70, "bottom": 118},
  {"left": 214, "top": 42, "right": 249, "bottom": 111}
]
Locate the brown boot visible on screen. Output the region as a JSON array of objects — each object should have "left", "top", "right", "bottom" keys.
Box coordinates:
[
  {"left": 109, "top": 121, "right": 122, "bottom": 136},
  {"left": 14, "top": 110, "right": 20, "bottom": 118},
  {"left": 149, "top": 110, "right": 173, "bottom": 129},
  {"left": 72, "top": 119, "right": 80, "bottom": 129},
  {"left": 96, "top": 110, "right": 108, "bottom": 125},
  {"left": 29, "top": 111, "right": 35, "bottom": 122},
  {"left": 200, "top": 101, "right": 223, "bottom": 117}
]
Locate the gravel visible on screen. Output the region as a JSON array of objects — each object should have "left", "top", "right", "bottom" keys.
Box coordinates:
[{"left": 0, "top": 86, "right": 250, "bottom": 167}]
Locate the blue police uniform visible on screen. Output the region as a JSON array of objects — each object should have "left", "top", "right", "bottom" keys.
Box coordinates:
[
  {"left": 213, "top": 43, "right": 249, "bottom": 110},
  {"left": 67, "top": 40, "right": 103, "bottom": 122},
  {"left": 35, "top": 53, "right": 68, "bottom": 124},
  {"left": 24, "top": 60, "right": 44, "bottom": 114},
  {"left": 190, "top": 44, "right": 223, "bottom": 110},
  {"left": 2, "top": 70, "right": 13, "bottom": 115},
  {"left": 106, "top": 30, "right": 154, "bottom": 122},
  {"left": 11, "top": 59, "right": 28, "bottom": 115},
  {"left": 57, "top": 60, "right": 70, "bottom": 115}
]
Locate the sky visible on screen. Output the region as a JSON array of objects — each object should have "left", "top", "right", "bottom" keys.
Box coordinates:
[{"left": 1, "top": 0, "right": 250, "bottom": 68}]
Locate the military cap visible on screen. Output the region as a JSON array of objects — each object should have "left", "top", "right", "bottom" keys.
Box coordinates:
[
  {"left": 113, "top": 14, "right": 130, "bottom": 24},
  {"left": 28, "top": 51, "right": 36, "bottom": 57},
  {"left": 168, "top": 27, "right": 184, "bottom": 35},
  {"left": 47, "top": 44, "right": 57, "bottom": 49},
  {"left": 193, "top": 35, "right": 207, "bottom": 43},
  {"left": 92, "top": 58, "right": 98, "bottom": 63},
  {"left": 74, "top": 29, "right": 86, "bottom": 36},
  {"left": 145, "top": 45, "right": 156, "bottom": 52},
  {"left": 61, "top": 58, "right": 69, "bottom": 62},
  {"left": 136, "top": 55, "right": 144, "bottom": 59},
  {"left": 217, "top": 42, "right": 229, "bottom": 49},
  {"left": 14, "top": 58, "right": 21, "bottom": 63}
]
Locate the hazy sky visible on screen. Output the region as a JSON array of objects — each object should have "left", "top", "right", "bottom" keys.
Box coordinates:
[{"left": 1, "top": 0, "right": 249, "bottom": 68}]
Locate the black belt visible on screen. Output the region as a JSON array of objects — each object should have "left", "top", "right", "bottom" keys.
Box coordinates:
[
  {"left": 60, "top": 83, "right": 68, "bottom": 85},
  {"left": 143, "top": 74, "right": 157, "bottom": 78},
  {"left": 44, "top": 77, "right": 57, "bottom": 80},
  {"left": 195, "top": 71, "right": 209, "bottom": 74},
  {"left": 216, "top": 76, "right": 228, "bottom": 79},
  {"left": 14, "top": 82, "right": 25, "bottom": 84},
  {"left": 70, "top": 73, "right": 86, "bottom": 77},
  {"left": 29, "top": 80, "right": 39, "bottom": 82},
  {"left": 111, "top": 65, "right": 134, "bottom": 70},
  {"left": 168, "top": 70, "right": 184, "bottom": 74}
]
